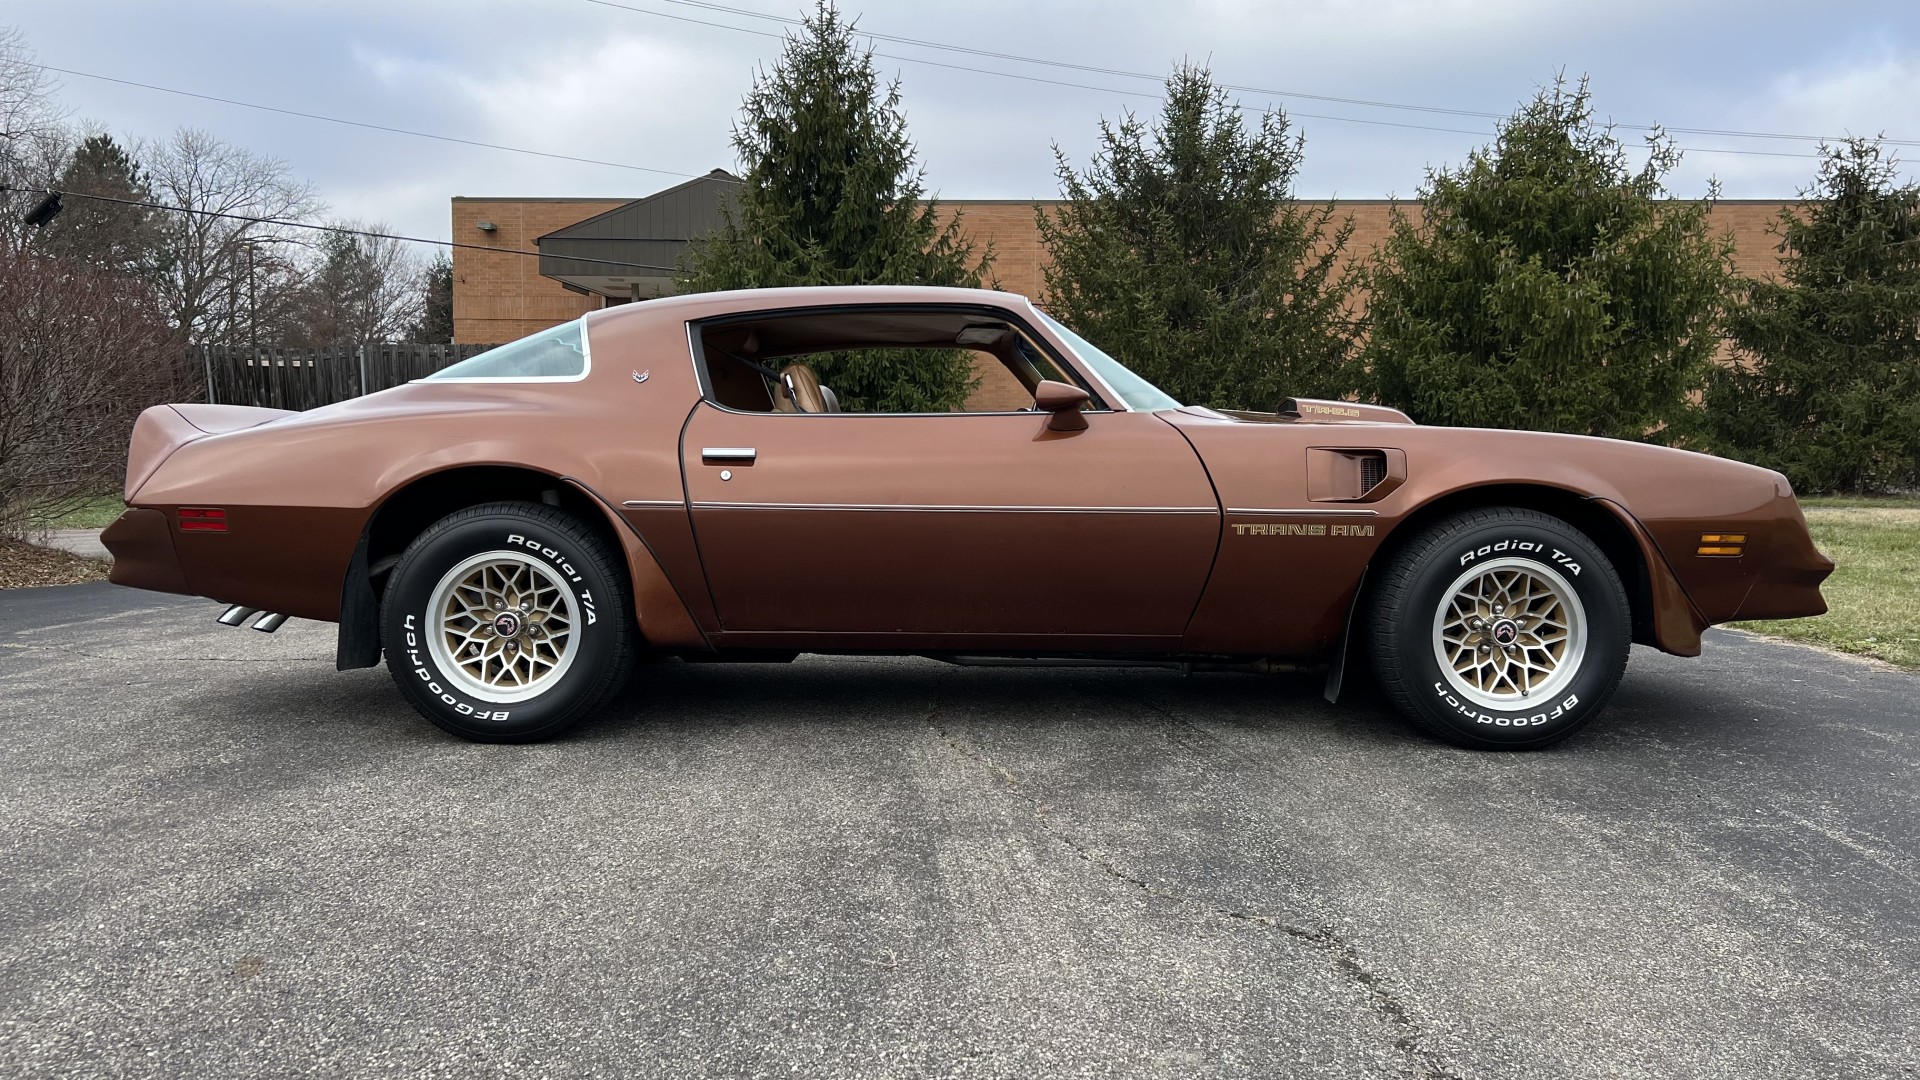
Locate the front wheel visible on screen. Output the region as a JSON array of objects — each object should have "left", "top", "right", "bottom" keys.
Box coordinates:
[
  {"left": 1367, "top": 507, "right": 1630, "bottom": 750},
  {"left": 381, "top": 502, "right": 634, "bottom": 742}
]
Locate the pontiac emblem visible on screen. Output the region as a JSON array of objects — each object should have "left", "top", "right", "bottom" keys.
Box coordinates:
[
  {"left": 632, "top": 369, "right": 650, "bottom": 384},
  {"left": 1491, "top": 620, "right": 1519, "bottom": 646}
]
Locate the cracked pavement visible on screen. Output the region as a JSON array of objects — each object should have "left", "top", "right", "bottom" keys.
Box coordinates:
[{"left": 1, "top": 583, "right": 1916, "bottom": 1079}]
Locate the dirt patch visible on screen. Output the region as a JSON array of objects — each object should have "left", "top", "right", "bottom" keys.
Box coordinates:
[{"left": 0, "top": 538, "right": 109, "bottom": 589}]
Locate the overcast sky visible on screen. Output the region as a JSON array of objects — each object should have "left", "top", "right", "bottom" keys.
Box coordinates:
[{"left": 8, "top": 0, "right": 1920, "bottom": 247}]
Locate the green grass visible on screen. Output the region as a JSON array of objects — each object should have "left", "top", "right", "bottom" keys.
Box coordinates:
[
  {"left": 1733, "top": 507, "right": 1920, "bottom": 669},
  {"left": 1798, "top": 494, "right": 1920, "bottom": 509},
  {"left": 44, "top": 496, "right": 128, "bottom": 530}
]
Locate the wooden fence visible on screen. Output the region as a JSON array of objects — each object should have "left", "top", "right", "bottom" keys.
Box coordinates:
[{"left": 197, "top": 342, "right": 503, "bottom": 411}]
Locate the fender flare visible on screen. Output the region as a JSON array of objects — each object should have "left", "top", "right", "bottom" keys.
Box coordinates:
[{"left": 334, "top": 476, "right": 708, "bottom": 671}]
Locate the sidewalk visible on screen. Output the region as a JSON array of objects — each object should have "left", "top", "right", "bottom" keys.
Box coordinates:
[{"left": 37, "top": 529, "right": 107, "bottom": 560}]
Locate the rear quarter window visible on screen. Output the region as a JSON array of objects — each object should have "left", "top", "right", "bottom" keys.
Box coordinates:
[{"left": 425, "top": 319, "right": 588, "bottom": 381}]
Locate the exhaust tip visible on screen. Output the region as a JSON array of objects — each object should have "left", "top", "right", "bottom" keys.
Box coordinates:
[
  {"left": 251, "top": 612, "right": 287, "bottom": 633},
  {"left": 217, "top": 605, "right": 258, "bottom": 627}
]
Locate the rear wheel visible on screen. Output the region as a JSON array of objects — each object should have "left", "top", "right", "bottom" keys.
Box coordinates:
[
  {"left": 1368, "top": 507, "right": 1630, "bottom": 750},
  {"left": 381, "top": 501, "right": 633, "bottom": 742}
]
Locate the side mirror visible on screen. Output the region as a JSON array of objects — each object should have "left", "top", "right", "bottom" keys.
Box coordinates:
[{"left": 1034, "top": 380, "right": 1090, "bottom": 431}]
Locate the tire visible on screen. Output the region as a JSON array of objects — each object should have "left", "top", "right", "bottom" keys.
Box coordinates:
[
  {"left": 1367, "top": 507, "right": 1630, "bottom": 750},
  {"left": 380, "top": 501, "right": 634, "bottom": 743}
]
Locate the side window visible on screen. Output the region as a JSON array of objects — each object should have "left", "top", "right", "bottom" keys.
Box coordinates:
[
  {"left": 695, "top": 309, "right": 1096, "bottom": 415},
  {"left": 425, "top": 319, "right": 586, "bottom": 381}
]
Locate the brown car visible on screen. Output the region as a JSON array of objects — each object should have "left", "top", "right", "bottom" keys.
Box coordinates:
[{"left": 103, "top": 286, "right": 1832, "bottom": 749}]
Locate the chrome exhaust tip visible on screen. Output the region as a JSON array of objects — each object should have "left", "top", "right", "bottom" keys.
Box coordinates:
[
  {"left": 217, "top": 605, "right": 258, "bottom": 627},
  {"left": 251, "top": 612, "right": 287, "bottom": 633}
]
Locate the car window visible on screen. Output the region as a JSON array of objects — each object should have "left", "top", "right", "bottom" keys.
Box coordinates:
[
  {"left": 1038, "top": 312, "right": 1181, "bottom": 411},
  {"left": 425, "top": 319, "right": 587, "bottom": 381},
  {"left": 694, "top": 307, "right": 1101, "bottom": 415}
]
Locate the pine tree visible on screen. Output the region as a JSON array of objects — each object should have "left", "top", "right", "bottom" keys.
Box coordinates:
[
  {"left": 1691, "top": 140, "right": 1920, "bottom": 494},
  {"left": 37, "top": 134, "right": 164, "bottom": 278},
  {"left": 1038, "top": 65, "right": 1359, "bottom": 410},
  {"left": 411, "top": 252, "right": 455, "bottom": 343},
  {"left": 677, "top": 1, "right": 989, "bottom": 413},
  {"left": 1362, "top": 78, "right": 1735, "bottom": 438}
]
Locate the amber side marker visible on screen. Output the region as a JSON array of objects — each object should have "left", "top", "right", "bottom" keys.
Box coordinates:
[
  {"left": 179, "top": 507, "right": 228, "bottom": 533},
  {"left": 1697, "top": 532, "right": 1745, "bottom": 557}
]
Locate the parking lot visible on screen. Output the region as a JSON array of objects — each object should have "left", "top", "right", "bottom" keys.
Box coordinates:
[{"left": 1, "top": 582, "right": 1915, "bottom": 1079}]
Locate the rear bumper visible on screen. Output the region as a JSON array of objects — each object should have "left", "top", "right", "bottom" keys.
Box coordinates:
[{"left": 101, "top": 508, "right": 192, "bottom": 596}]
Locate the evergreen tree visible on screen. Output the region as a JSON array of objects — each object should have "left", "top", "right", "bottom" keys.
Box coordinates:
[
  {"left": 1363, "top": 78, "right": 1734, "bottom": 438},
  {"left": 678, "top": 1, "right": 989, "bottom": 413},
  {"left": 287, "top": 225, "right": 419, "bottom": 345},
  {"left": 1038, "top": 65, "right": 1359, "bottom": 410},
  {"left": 1692, "top": 139, "right": 1920, "bottom": 494},
  {"left": 411, "top": 252, "right": 455, "bottom": 343},
  {"left": 37, "top": 134, "right": 164, "bottom": 278}
]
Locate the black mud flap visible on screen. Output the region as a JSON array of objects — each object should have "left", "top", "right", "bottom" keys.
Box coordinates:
[
  {"left": 1323, "top": 569, "right": 1367, "bottom": 704},
  {"left": 336, "top": 531, "right": 381, "bottom": 670}
]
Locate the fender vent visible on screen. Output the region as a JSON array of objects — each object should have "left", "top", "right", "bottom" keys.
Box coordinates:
[
  {"left": 1306, "top": 447, "right": 1405, "bottom": 503},
  {"left": 1358, "top": 452, "right": 1387, "bottom": 494}
]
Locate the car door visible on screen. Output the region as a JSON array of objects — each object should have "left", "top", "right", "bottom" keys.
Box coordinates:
[{"left": 680, "top": 403, "right": 1221, "bottom": 645}]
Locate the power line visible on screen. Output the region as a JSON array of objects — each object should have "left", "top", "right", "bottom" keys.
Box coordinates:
[
  {"left": 25, "top": 61, "right": 740, "bottom": 183},
  {"left": 583, "top": 0, "right": 1913, "bottom": 154},
  {"left": 14, "top": 186, "right": 687, "bottom": 274}
]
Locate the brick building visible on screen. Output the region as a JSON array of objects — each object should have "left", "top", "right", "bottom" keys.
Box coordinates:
[{"left": 451, "top": 178, "right": 1796, "bottom": 352}]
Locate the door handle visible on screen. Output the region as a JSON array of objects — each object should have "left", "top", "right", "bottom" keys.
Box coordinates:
[{"left": 701, "top": 447, "right": 757, "bottom": 463}]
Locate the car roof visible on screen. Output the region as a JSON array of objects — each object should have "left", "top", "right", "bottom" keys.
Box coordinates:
[{"left": 592, "top": 285, "right": 1037, "bottom": 327}]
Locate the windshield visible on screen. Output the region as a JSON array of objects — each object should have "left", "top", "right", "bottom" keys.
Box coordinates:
[
  {"left": 1038, "top": 312, "right": 1181, "bottom": 412},
  {"left": 425, "top": 319, "right": 587, "bottom": 381}
]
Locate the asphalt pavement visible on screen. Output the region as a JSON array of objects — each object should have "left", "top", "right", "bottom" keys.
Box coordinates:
[{"left": 1, "top": 582, "right": 1915, "bottom": 1079}]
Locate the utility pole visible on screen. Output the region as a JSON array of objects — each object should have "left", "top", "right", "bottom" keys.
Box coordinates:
[{"left": 247, "top": 241, "right": 257, "bottom": 356}]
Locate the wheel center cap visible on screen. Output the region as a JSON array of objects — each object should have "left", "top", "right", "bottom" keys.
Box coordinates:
[
  {"left": 493, "top": 612, "right": 523, "bottom": 638},
  {"left": 1491, "top": 619, "right": 1520, "bottom": 646}
]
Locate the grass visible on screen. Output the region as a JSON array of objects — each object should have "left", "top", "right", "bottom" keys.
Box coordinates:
[
  {"left": 1733, "top": 506, "right": 1920, "bottom": 669},
  {"left": 43, "top": 496, "right": 127, "bottom": 530},
  {"left": 1799, "top": 494, "right": 1920, "bottom": 509}
]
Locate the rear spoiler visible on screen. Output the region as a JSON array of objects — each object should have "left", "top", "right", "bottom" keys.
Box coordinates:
[{"left": 124, "top": 404, "right": 292, "bottom": 501}]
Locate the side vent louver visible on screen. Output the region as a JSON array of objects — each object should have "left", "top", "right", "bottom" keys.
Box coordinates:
[
  {"left": 1358, "top": 452, "right": 1387, "bottom": 495},
  {"left": 1306, "top": 447, "right": 1407, "bottom": 503}
]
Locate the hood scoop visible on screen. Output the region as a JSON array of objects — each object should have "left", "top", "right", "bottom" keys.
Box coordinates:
[{"left": 1277, "top": 398, "right": 1415, "bottom": 425}]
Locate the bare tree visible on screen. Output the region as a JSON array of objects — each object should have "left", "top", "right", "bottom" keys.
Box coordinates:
[
  {"left": 0, "top": 246, "right": 174, "bottom": 535},
  {"left": 286, "top": 223, "right": 423, "bottom": 345},
  {"left": 0, "top": 26, "right": 72, "bottom": 251},
  {"left": 143, "top": 127, "right": 322, "bottom": 348}
]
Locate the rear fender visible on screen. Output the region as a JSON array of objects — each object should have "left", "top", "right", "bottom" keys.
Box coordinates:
[
  {"left": 563, "top": 479, "right": 707, "bottom": 650},
  {"left": 335, "top": 475, "right": 706, "bottom": 670}
]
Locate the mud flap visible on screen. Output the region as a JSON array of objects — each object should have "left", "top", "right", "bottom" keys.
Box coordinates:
[
  {"left": 335, "top": 531, "right": 380, "bottom": 670},
  {"left": 1322, "top": 568, "right": 1366, "bottom": 704}
]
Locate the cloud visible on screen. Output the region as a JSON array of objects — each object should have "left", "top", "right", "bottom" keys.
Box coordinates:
[{"left": 1666, "top": 39, "right": 1920, "bottom": 197}]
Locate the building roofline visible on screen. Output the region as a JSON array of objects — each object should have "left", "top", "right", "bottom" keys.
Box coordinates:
[
  {"left": 459, "top": 194, "right": 1803, "bottom": 207},
  {"left": 453, "top": 196, "right": 640, "bottom": 203}
]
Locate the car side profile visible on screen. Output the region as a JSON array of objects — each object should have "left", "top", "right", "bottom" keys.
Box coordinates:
[{"left": 102, "top": 286, "right": 1833, "bottom": 749}]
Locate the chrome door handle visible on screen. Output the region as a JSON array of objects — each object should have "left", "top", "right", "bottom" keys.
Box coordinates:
[{"left": 701, "top": 447, "right": 757, "bottom": 462}]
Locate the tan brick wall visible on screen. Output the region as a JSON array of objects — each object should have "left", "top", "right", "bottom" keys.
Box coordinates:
[
  {"left": 452, "top": 196, "right": 1796, "bottom": 346},
  {"left": 451, "top": 197, "right": 630, "bottom": 344}
]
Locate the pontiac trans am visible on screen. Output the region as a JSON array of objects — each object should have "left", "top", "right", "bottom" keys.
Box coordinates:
[{"left": 102, "top": 286, "right": 1833, "bottom": 748}]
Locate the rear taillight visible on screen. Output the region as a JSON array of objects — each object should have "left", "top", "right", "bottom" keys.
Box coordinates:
[{"left": 178, "top": 507, "right": 228, "bottom": 533}]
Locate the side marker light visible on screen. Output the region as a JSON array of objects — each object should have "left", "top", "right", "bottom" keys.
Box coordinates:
[{"left": 179, "top": 507, "right": 228, "bottom": 533}]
